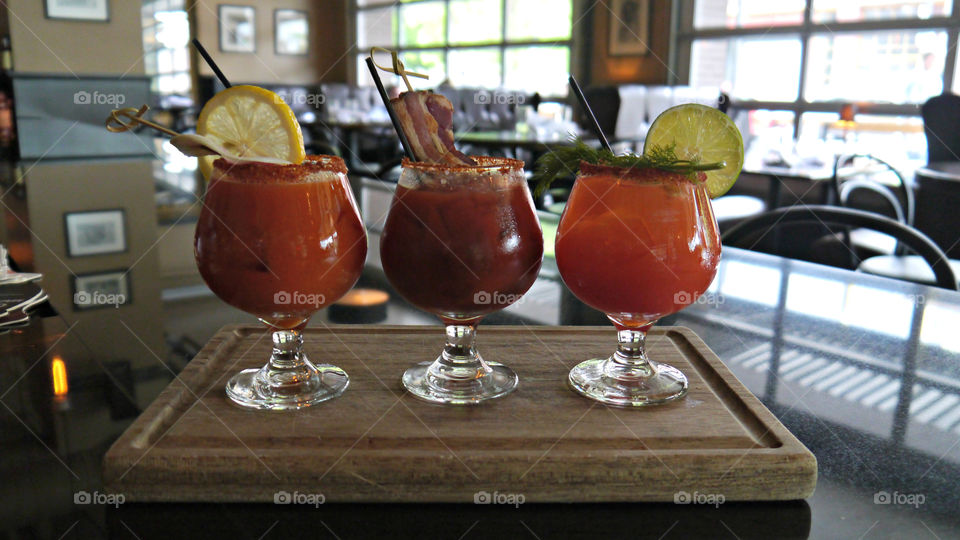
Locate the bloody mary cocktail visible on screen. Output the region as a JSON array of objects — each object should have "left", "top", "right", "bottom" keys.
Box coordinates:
[
  {"left": 380, "top": 156, "right": 543, "bottom": 404},
  {"left": 555, "top": 162, "right": 721, "bottom": 406},
  {"left": 195, "top": 155, "right": 367, "bottom": 410}
]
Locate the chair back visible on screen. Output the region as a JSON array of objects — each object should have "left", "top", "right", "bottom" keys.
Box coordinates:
[
  {"left": 831, "top": 154, "right": 914, "bottom": 257},
  {"left": 722, "top": 205, "right": 957, "bottom": 290},
  {"left": 921, "top": 93, "right": 960, "bottom": 163},
  {"left": 913, "top": 167, "right": 960, "bottom": 259},
  {"left": 582, "top": 86, "right": 620, "bottom": 138}
]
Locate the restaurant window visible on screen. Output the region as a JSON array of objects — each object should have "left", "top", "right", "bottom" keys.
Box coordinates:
[
  {"left": 141, "top": 0, "right": 191, "bottom": 99},
  {"left": 678, "top": 0, "right": 958, "bottom": 167},
  {"left": 354, "top": 0, "right": 573, "bottom": 97}
]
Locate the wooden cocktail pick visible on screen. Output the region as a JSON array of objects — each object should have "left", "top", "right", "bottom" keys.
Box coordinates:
[{"left": 370, "top": 46, "right": 429, "bottom": 93}]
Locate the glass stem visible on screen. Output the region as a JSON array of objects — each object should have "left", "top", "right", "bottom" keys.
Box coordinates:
[
  {"left": 608, "top": 328, "right": 655, "bottom": 379},
  {"left": 431, "top": 324, "right": 491, "bottom": 382},
  {"left": 269, "top": 329, "right": 305, "bottom": 370}
]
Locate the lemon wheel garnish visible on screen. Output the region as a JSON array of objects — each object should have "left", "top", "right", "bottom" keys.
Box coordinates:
[
  {"left": 643, "top": 103, "right": 744, "bottom": 198},
  {"left": 196, "top": 85, "right": 305, "bottom": 180}
]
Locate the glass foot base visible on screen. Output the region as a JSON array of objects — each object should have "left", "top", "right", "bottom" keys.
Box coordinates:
[
  {"left": 568, "top": 357, "right": 688, "bottom": 407},
  {"left": 225, "top": 363, "right": 349, "bottom": 411},
  {"left": 402, "top": 361, "right": 518, "bottom": 405}
]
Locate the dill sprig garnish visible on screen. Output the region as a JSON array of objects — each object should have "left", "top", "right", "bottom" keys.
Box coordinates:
[{"left": 532, "top": 138, "right": 724, "bottom": 197}]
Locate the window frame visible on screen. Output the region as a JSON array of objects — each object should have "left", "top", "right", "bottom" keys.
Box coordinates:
[
  {"left": 671, "top": 0, "right": 960, "bottom": 136},
  {"left": 351, "top": 0, "right": 574, "bottom": 97}
]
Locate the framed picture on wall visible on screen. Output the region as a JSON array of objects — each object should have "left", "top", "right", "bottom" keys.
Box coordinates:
[
  {"left": 64, "top": 209, "right": 126, "bottom": 257},
  {"left": 44, "top": 0, "right": 109, "bottom": 22},
  {"left": 608, "top": 0, "right": 650, "bottom": 56},
  {"left": 274, "top": 9, "right": 309, "bottom": 56},
  {"left": 72, "top": 269, "right": 130, "bottom": 311},
  {"left": 219, "top": 5, "right": 256, "bottom": 53}
]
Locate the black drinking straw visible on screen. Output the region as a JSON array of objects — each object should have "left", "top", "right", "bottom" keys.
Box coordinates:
[
  {"left": 192, "top": 39, "right": 232, "bottom": 89},
  {"left": 366, "top": 56, "right": 415, "bottom": 161},
  {"left": 568, "top": 75, "right": 611, "bottom": 152}
]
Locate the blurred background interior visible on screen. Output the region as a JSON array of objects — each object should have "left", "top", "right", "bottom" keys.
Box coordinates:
[{"left": 4, "top": 0, "right": 960, "bottom": 538}]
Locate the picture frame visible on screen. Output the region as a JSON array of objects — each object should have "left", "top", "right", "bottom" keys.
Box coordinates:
[
  {"left": 64, "top": 209, "right": 126, "bottom": 257},
  {"left": 44, "top": 0, "right": 109, "bottom": 22},
  {"left": 219, "top": 5, "right": 256, "bottom": 53},
  {"left": 608, "top": 0, "right": 650, "bottom": 56},
  {"left": 274, "top": 9, "right": 309, "bottom": 56},
  {"left": 71, "top": 269, "right": 131, "bottom": 311}
]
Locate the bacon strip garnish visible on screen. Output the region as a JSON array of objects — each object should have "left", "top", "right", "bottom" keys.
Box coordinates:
[{"left": 391, "top": 91, "right": 476, "bottom": 166}]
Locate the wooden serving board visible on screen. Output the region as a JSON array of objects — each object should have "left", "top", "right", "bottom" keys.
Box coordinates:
[{"left": 103, "top": 325, "right": 817, "bottom": 502}]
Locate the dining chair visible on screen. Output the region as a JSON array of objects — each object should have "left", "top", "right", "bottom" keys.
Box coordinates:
[
  {"left": 722, "top": 205, "right": 958, "bottom": 290},
  {"left": 582, "top": 86, "right": 620, "bottom": 137},
  {"left": 857, "top": 166, "right": 960, "bottom": 286},
  {"left": 921, "top": 93, "right": 960, "bottom": 163},
  {"left": 829, "top": 154, "right": 913, "bottom": 261}
]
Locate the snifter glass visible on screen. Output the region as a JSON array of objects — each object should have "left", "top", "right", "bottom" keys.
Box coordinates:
[
  {"left": 380, "top": 157, "right": 544, "bottom": 404},
  {"left": 195, "top": 156, "right": 367, "bottom": 410},
  {"left": 555, "top": 162, "right": 721, "bottom": 407}
]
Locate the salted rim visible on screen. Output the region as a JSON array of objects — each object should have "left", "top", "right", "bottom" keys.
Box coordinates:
[
  {"left": 401, "top": 155, "right": 524, "bottom": 174},
  {"left": 212, "top": 154, "right": 347, "bottom": 183},
  {"left": 578, "top": 160, "right": 706, "bottom": 184}
]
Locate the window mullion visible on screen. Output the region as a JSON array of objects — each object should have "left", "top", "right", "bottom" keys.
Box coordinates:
[
  {"left": 794, "top": 0, "right": 814, "bottom": 139},
  {"left": 501, "top": 0, "right": 507, "bottom": 88}
]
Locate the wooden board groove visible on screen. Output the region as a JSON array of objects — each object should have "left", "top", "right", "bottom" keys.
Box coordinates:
[{"left": 103, "top": 325, "right": 817, "bottom": 502}]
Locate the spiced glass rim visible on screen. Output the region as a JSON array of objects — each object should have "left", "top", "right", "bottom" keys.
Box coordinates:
[
  {"left": 212, "top": 154, "right": 348, "bottom": 183},
  {"left": 401, "top": 156, "right": 524, "bottom": 174},
  {"left": 577, "top": 160, "right": 707, "bottom": 184}
]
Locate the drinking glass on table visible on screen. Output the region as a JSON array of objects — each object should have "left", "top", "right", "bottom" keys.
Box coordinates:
[
  {"left": 555, "top": 161, "right": 721, "bottom": 406},
  {"left": 380, "top": 157, "right": 543, "bottom": 404},
  {"left": 195, "top": 156, "right": 367, "bottom": 410}
]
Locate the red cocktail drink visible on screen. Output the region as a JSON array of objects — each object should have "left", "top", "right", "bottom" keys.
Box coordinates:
[
  {"left": 380, "top": 156, "right": 543, "bottom": 404},
  {"left": 556, "top": 162, "right": 720, "bottom": 406},
  {"left": 195, "top": 155, "right": 367, "bottom": 409}
]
